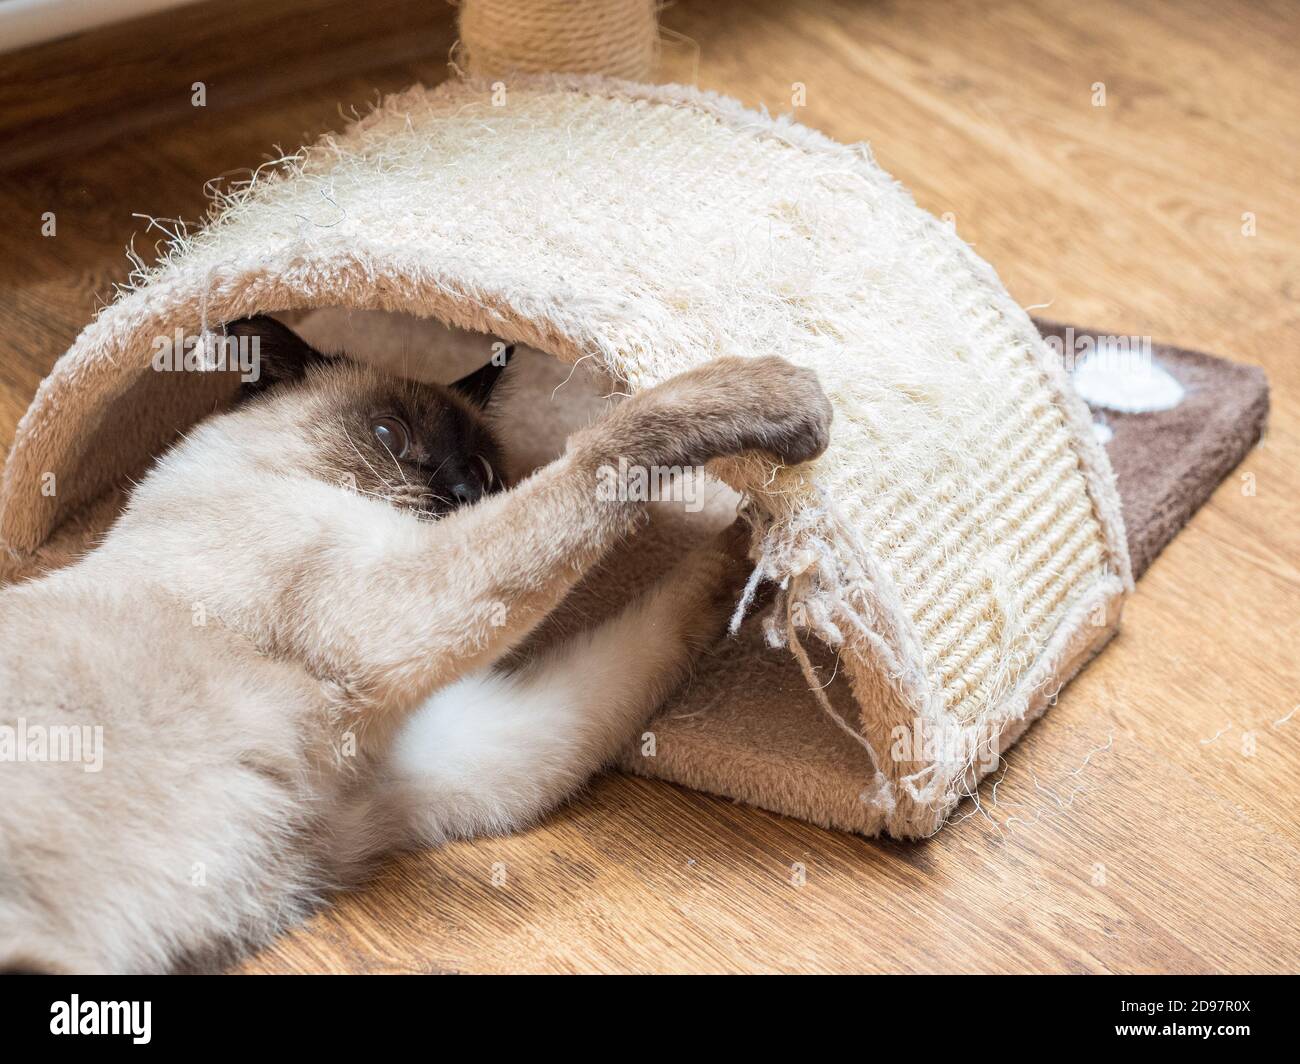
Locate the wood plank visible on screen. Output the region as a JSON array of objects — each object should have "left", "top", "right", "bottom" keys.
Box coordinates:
[{"left": 0, "top": 0, "right": 456, "bottom": 174}]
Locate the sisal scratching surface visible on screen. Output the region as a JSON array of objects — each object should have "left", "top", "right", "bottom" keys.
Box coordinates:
[
  {"left": 458, "top": 0, "right": 659, "bottom": 81},
  {"left": 854, "top": 320, "right": 1109, "bottom": 731}
]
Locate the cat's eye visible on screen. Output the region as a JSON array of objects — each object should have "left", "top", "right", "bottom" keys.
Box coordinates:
[
  {"left": 371, "top": 416, "right": 410, "bottom": 458},
  {"left": 476, "top": 454, "right": 495, "bottom": 488}
]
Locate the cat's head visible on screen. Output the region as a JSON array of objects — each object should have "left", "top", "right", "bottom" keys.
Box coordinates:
[{"left": 223, "top": 315, "right": 511, "bottom": 519}]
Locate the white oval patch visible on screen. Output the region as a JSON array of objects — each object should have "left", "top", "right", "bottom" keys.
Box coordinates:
[
  {"left": 1091, "top": 421, "right": 1114, "bottom": 445},
  {"left": 1072, "top": 352, "right": 1185, "bottom": 413}
]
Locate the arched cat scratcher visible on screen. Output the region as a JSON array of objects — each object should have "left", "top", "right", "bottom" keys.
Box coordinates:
[{"left": 0, "top": 75, "right": 1131, "bottom": 838}]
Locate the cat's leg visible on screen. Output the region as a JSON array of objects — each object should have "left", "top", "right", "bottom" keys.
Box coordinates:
[
  {"left": 385, "top": 530, "right": 749, "bottom": 843},
  {"left": 288, "top": 356, "right": 830, "bottom": 718}
]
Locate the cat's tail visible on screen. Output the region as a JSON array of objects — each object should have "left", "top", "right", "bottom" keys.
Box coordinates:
[{"left": 383, "top": 537, "right": 749, "bottom": 846}]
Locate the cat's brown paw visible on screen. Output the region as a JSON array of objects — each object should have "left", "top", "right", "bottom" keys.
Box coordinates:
[
  {"left": 582, "top": 355, "right": 833, "bottom": 473},
  {"left": 733, "top": 356, "right": 833, "bottom": 466},
  {"left": 665, "top": 540, "right": 752, "bottom": 653}
]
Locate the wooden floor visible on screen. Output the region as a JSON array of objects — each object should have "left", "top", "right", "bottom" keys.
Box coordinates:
[{"left": 1, "top": 0, "right": 1296, "bottom": 973}]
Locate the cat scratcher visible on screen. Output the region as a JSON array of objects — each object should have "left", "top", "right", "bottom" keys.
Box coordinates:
[
  {"left": 270, "top": 309, "right": 1269, "bottom": 836},
  {"left": 0, "top": 76, "right": 1130, "bottom": 838},
  {"left": 618, "top": 326, "right": 1269, "bottom": 832}
]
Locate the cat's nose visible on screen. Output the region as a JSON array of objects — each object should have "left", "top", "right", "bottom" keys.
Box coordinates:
[{"left": 450, "top": 482, "right": 482, "bottom": 506}]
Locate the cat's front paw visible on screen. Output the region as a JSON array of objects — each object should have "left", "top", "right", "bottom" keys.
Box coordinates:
[
  {"left": 732, "top": 356, "right": 833, "bottom": 466},
  {"left": 584, "top": 355, "right": 834, "bottom": 473},
  {"left": 665, "top": 522, "right": 762, "bottom": 651}
]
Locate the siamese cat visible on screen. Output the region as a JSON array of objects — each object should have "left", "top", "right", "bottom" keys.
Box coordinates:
[{"left": 0, "top": 317, "right": 832, "bottom": 973}]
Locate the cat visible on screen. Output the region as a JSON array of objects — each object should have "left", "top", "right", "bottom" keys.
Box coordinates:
[{"left": 0, "top": 316, "right": 832, "bottom": 973}]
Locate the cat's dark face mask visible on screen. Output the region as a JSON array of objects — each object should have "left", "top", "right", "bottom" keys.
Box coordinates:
[{"left": 224, "top": 315, "right": 512, "bottom": 519}]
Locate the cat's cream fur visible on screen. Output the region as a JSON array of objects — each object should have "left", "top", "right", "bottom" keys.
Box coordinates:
[{"left": 0, "top": 349, "right": 830, "bottom": 973}]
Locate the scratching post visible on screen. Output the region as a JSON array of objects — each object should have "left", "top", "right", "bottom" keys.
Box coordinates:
[{"left": 457, "top": 0, "right": 658, "bottom": 80}]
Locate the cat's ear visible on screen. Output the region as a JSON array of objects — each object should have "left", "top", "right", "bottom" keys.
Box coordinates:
[
  {"left": 450, "top": 345, "right": 513, "bottom": 408},
  {"left": 225, "top": 316, "right": 328, "bottom": 395}
]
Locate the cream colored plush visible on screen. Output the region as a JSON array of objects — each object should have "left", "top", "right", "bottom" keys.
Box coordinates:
[{"left": 0, "top": 75, "right": 1131, "bottom": 838}]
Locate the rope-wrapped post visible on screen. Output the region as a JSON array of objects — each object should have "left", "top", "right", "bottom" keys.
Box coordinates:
[{"left": 457, "top": 0, "right": 659, "bottom": 80}]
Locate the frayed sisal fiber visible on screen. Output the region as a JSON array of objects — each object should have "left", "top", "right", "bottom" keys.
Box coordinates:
[{"left": 0, "top": 76, "right": 1131, "bottom": 838}]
